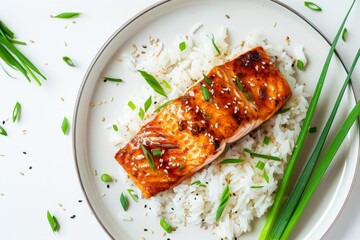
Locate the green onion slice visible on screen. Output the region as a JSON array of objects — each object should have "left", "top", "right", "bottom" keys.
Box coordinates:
[
  {"left": 138, "top": 108, "right": 145, "bottom": 120},
  {"left": 0, "top": 126, "right": 7, "bottom": 136},
  {"left": 151, "top": 149, "right": 162, "bottom": 157},
  {"left": 263, "top": 136, "right": 270, "bottom": 145},
  {"left": 304, "top": 2, "right": 322, "bottom": 11},
  {"left": 127, "top": 189, "right": 139, "bottom": 202},
  {"left": 219, "top": 158, "right": 244, "bottom": 164},
  {"left": 47, "top": 210, "right": 60, "bottom": 233},
  {"left": 140, "top": 144, "right": 155, "bottom": 171},
  {"left": 234, "top": 77, "right": 244, "bottom": 92},
  {"left": 191, "top": 180, "right": 207, "bottom": 187},
  {"left": 62, "top": 56, "right": 75, "bottom": 67},
  {"left": 162, "top": 80, "right": 172, "bottom": 89},
  {"left": 251, "top": 185, "right": 264, "bottom": 189},
  {"left": 12, "top": 101, "right": 21, "bottom": 122},
  {"left": 211, "top": 34, "right": 221, "bottom": 56},
  {"left": 120, "top": 192, "right": 129, "bottom": 211},
  {"left": 215, "top": 185, "right": 230, "bottom": 221},
  {"left": 256, "top": 161, "right": 265, "bottom": 170},
  {"left": 160, "top": 217, "right": 173, "bottom": 234},
  {"left": 263, "top": 170, "right": 270, "bottom": 183},
  {"left": 244, "top": 148, "right": 281, "bottom": 161},
  {"left": 100, "top": 173, "right": 112, "bottom": 182},
  {"left": 104, "top": 77, "right": 123, "bottom": 82},
  {"left": 277, "top": 107, "right": 291, "bottom": 114},
  {"left": 138, "top": 70, "right": 167, "bottom": 97},
  {"left": 179, "top": 41, "right": 186, "bottom": 52},
  {"left": 144, "top": 96, "right": 152, "bottom": 112},
  {"left": 200, "top": 85, "right": 211, "bottom": 101},
  {"left": 61, "top": 117, "right": 69, "bottom": 135},
  {"left": 245, "top": 92, "right": 254, "bottom": 101},
  {"left": 112, "top": 124, "right": 118, "bottom": 131},
  {"left": 53, "top": 12, "right": 82, "bottom": 19},
  {"left": 296, "top": 59, "right": 305, "bottom": 70},
  {"left": 154, "top": 100, "right": 173, "bottom": 113},
  {"left": 128, "top": 101, "right": 136, "bottom": 110},
  {"left": 342, "top": 27, "right": 348, "bottom": 42},
  {"left": 203, "top": 73, "right": 212, "bottom": 86}
]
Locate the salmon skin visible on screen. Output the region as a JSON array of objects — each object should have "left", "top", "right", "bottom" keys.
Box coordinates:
[{"left": 115, "top": 46, "right": 292, "bottom": 198}]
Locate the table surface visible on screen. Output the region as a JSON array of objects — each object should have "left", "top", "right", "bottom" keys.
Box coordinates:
[{"left": 0, "top": 0, "right": 359, "bottom": 239}]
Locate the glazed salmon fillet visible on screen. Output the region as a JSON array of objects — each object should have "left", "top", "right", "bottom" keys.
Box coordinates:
[{"left": 115, "top": 46, "right": 292, "bottom": 198}]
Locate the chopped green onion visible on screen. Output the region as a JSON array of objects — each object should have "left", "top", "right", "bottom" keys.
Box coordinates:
[
  {"left": 128, "top": 101, "right": 136, "bottom": 110},
  {"left": 281, "top": 100, "right": 360, "bottom": 239},
  {"left": 260, "top": 1, "right": 357, "bottom": 238},
  {"left": 53, "top": 12, "right": 82, "bottom": 19},
  {"left": 140, "top": 144, "right": 155, "bottom": 171},
  {"left": 62, "top": 56, "right": 75, "bottom": 67},
  {"left": 277, "top": 107, "right": 291, "bottom": 114},
  {"left": 138, "top": 108, "right": 145, "bottom": 120},
  {"left": 245, "top": 92, "right": 254, "bottom": 101},
  {"left": 200, "top": 85, "right": 211, "bottom": 101},
  {"left": 154, "top": 100, "right": 173, "bottom": 113},
  {"left": 61, "top": 117, "right": 69, "bottom": 135},
  {"left": 304, "top": 2, "right": 322, "bottom": 11},
  {"left": 219, "top": 158, "right": 244, "bottom": 164},
  {"left": 112, "top": 124, "right": 118, "bottom": 131},
  {"left": 120, "top": 192, "right": 129, "bottom": 211},
  {"left": 178, "top": 165, "right": 185, "bottom": 170},
  {"left": 47, "top": 210, "right": 60, "bottom": 233},
  {"left": 0, "top": 126, "right": 7, "bottom": 136},
  {"left": 100, "top": 173, "right": 112, "bottom": 182},
  {"left": 256, "top": 161, "right": 265, "bottom": 170},
  {"left": 263, "top": 136, "right": 270, "bottom": 145},
  {"left": 203, "top": 74, "right": 212, "bottom": 86},
  {"left": 179, "top": 41, "right": 186, "bottom": 52},
  {"left": 234, "top": 77, "right": 244, "bottom": 92},
  {"left": 12, "top": 101, "right": 21, "bottom": 122},
  {"left": 244, "top": 148, "right": 281, "bottom": 161},
  {"left": 215, "top": 185, "right": 230, "bottom": 221},
  {"left": 251, "top": 185, "right": 264, "bottom": 189},
  {"left": 211, "top": 34, "right": 221, "bottom": 56},
  {"left": 127, "top": 189, "right": 139, "bottom": 202},
  {"left": 263, "top": 170, "right": 270, "bottom": 183},
  {"left": 162, "top": 80, "right": 172, "bottom": 89},
  {"left": 160, "top": 217, "right": 173, "bottom": 234},
  {"left": 296, "top": 59, "right": 305, "bottom": 70},
  {"left": 309, "top": 126, "right": 317, "bottom": 133},
  {"left": 151, "top": 149, "right": 162, "bottom": 156},
  {"left": 144, "top": 96, "right": 152, "bottom": 112},
  {"left": 342, "top": 27, "right": 348, "bottom": 42},
  {"left": 104, "top": 77, "right": 123, "bottom": 82},
  {"left": 191, "top": 180, "right": 206, "bottom": 187},
  {"left": 138, "top": 70, "right": 167, "bottom": 97}
]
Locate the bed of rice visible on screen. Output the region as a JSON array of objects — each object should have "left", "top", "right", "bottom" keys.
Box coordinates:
[{"left": 110, "top": 26, "right": 309, "bottom": 239}]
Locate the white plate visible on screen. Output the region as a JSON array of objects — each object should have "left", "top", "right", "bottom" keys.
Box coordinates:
[{"left": 73, "top": 0, "right": 359, "bottom": 239}]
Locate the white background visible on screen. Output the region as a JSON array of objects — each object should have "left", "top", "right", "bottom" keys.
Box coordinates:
[{"left": 0, "top": 0, "right": 359, "bottom": 239}]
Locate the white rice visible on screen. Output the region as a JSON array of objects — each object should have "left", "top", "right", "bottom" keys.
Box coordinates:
[{"left": 111, "top": 26, "right": 308, "bottom": 239}]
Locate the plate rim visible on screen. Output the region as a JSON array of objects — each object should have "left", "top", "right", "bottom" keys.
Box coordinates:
[{"left": 72, "top": 0, "right": 360, "bottom": 239}]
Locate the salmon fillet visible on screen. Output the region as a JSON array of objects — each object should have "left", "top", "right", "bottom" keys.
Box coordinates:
[{"left": 115, "top": 46, "right": 292, "bottom": 198}]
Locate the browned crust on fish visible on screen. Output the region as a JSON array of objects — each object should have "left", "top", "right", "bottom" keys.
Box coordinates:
[{"left": 115, "top": 46, "right": 292, "bottom": 198}]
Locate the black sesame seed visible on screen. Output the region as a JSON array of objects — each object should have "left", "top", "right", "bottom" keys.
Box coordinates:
[
  {"left": 144, "top": 204, "right": 147, "bottom": 208},
  {"left": 23, "top": 151, "right": 27, "bottom": 155},
  {"left": 70, "top": 215, "right": 76, "bottom": 219},
  {"left": 154, "top": 101, "right": 157, "bottom": 104},
  {"left": 171, "top": 208, "right": 174, "bottom": 211},
  {"left": 107, "top": 184, "right": 110, "bottom": 189},
  {"left": 144, "top": 228, "right": 148, "bottom": 231},
  {"left": 2, "top": 120, "right": 5, "bottom": 124},
  {"left": 149, "top": 207, "right": 151, "bottom": 210},
  {"left": 29, "top": 166, "right": 32, "bottom": 170},
  {"left": 78, "top": 200, "right": 83, "bottom": 203}
]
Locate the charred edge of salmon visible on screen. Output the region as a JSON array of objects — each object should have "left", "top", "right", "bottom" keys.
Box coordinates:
[{"left": 115, "top": 46, "right": 292, "bottom": 198}]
